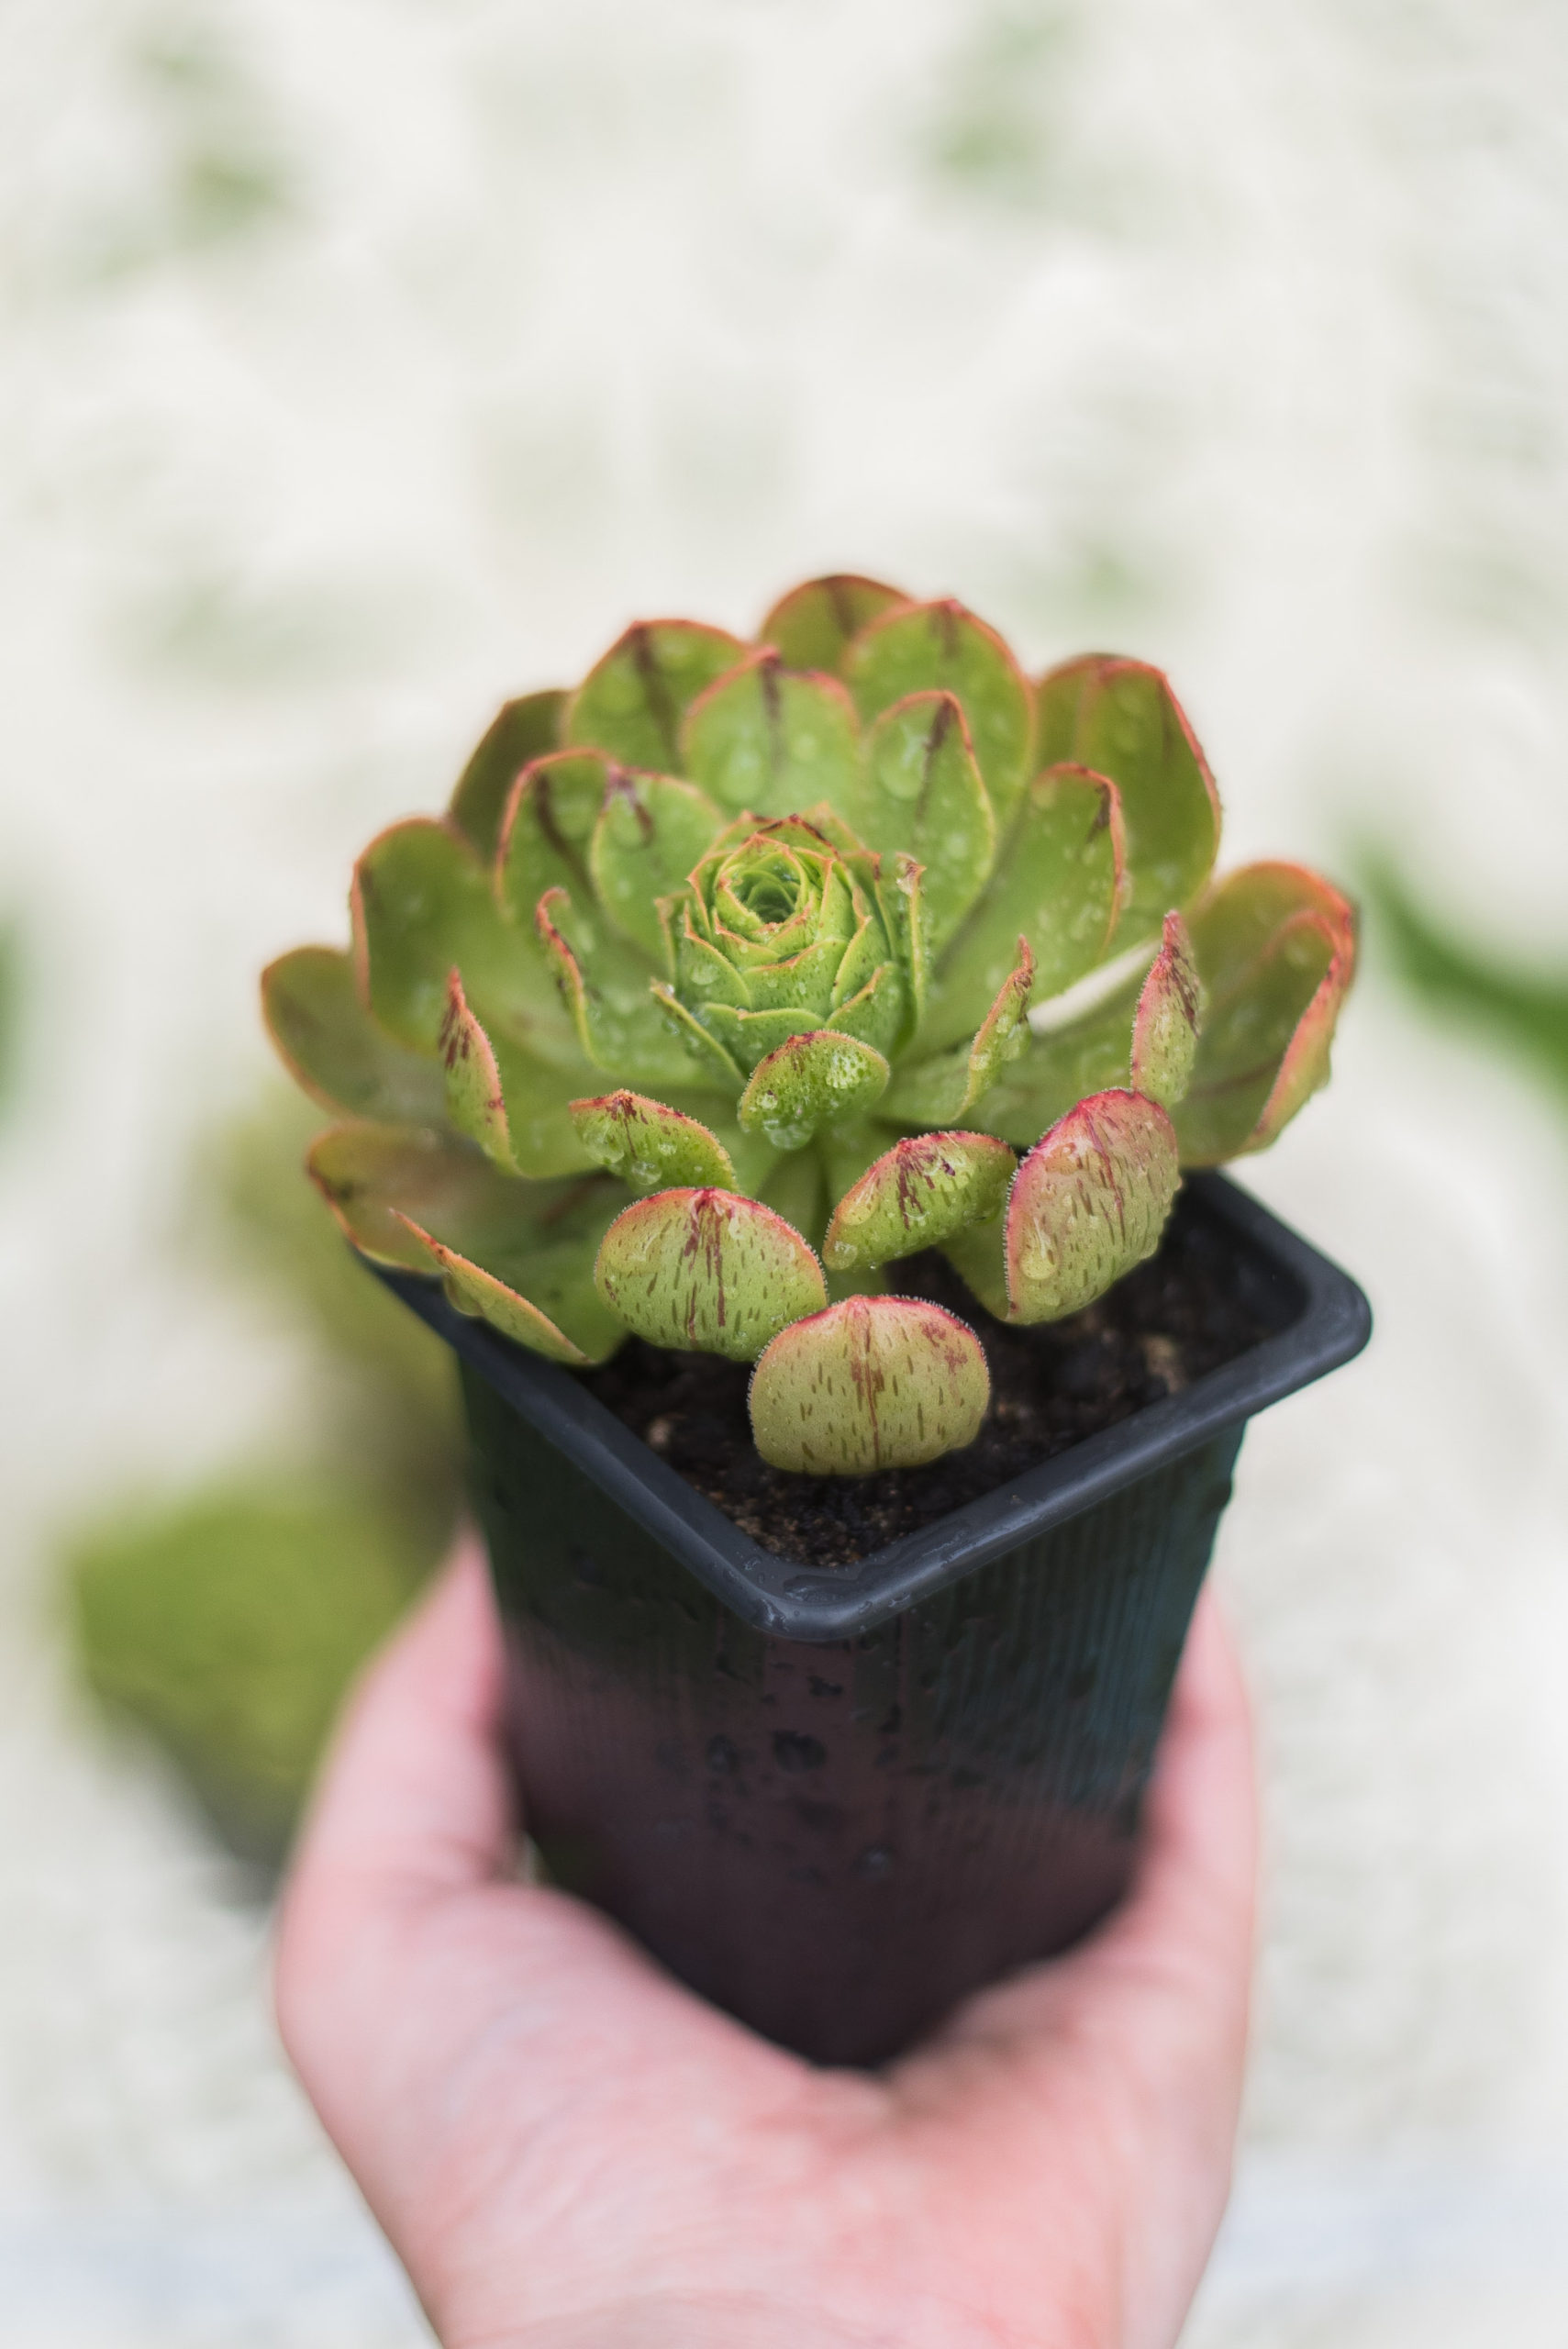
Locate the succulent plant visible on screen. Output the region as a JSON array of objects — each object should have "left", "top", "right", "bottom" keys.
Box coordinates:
[{"left": 264, "top": 576, "right": 1354, "bottom": 1475}]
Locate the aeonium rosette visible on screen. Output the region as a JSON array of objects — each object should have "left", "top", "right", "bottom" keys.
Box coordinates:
[{"left": 263, "top": 575, "right": 1355, "bottom": 1475}]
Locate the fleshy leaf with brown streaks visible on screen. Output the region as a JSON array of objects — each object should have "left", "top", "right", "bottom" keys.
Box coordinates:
[
  {"left": 594, "top": 1187, "right": 828, "bottom": 1361},
  {"left": 757, "top": 574, "right": 909, "bottom": 676},
  {"left": 588, "top": 769, "right": 723, "bottom": 960},
  {"left": 738, "top": 1028, "right": 891, "bottom": 1150},
  {"left": 566, "top": 620, "right": 747, "bottom": 772},
  {"left": 569, "top": 1089, "right": 738, "bottom": 1193},
  {"left": 681, "top": 649, "right": 860, "bottom": 817},
  {"left": 845, "top": 598, "right": 1035, "bottom": 833},
  {"left": 840, "top": 691, "right": 995, "bottom": 956},
  {"left": 749, "top": 1295, "right": 990, "bottom": 1474},
  {"left": 822, "top": 1131, "right": 1016, "bottom": 1271},
  {"left": 1005, "top": 1089, "right": 1180, "bottom": 1322}
]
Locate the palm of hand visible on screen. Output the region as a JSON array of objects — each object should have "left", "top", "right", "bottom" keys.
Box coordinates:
[{"left": 276, "top": 1549, "right": 1254, "bottom": 2349}]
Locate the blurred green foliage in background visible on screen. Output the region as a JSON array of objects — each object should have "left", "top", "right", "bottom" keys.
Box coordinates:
[
  {"left": 0, "top": 919, "right": 20, "bottom": 1124},
  {"left": 1365, "top": 855, "right": 1568, "bottom": 1109},
  {"left": 67, "top": 1091, "right": 462, "bottom": 1867}
]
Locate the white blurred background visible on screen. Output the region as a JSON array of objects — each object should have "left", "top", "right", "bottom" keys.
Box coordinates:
[{"left": 3, "top": 2, "right": 1568, "bottom": 2341}]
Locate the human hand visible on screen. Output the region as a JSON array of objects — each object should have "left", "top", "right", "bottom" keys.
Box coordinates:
[{"left": 275, "top": 1540, "right": 1255, "bottom": 2349}]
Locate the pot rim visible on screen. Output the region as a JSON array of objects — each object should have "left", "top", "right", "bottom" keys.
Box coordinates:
[{"left": 374, "top": 1171, "right": 1371, "bottom": 1641}]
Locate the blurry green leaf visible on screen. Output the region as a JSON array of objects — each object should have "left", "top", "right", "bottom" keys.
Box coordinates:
[
  {"left": 0, "top": 919, "right": 20, "bottom": 1124},
  {"left": 1365, "top": 854, "right": 1568, "bottom": 1104},
  {"left": 70, "top": 1481, "right": 425, "bottom": 1866}
]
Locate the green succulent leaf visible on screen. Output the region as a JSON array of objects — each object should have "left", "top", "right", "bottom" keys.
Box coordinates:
[
  {"left": 940, "top": 1210, "right": 1010, "bottom": 1320},
  {"left": 873, "top": 850, "right": 929, "bottom": 1042},
  {"left": 1005, "top": 1089, "right": 1180, "bottom": 1323},
  {"left": 593, "top": 1187, "right": 828, "bottom": 1361},
  {"left": 566, "top": 620, "right": 747, "bottom": 771},
  {"left": 757, "top": 573, "right": 909, "bottom": 675},
  {"left": 923, "top": 764, "right": 1123, "bottom": 1052},
  {"left": 569, "top": 1089, "right": 737, "bottom": 1192},
  {"left": 823, "top": 961, "right": 907, "bottom": 1060},
  {"left": 1173, "top": 863, "right": 1355, "bottom": 1164},
  {"left": 1130, "top": 913, "right": 1203, "bottom": 1110},
  {"left": 261, "top": 946, "right": 448, "bottom": 1124},
  {"left": 306, "top": 1120, "right": 619, "bottom": 1311},
  {"left": 397, "top": 1219, "right": 611, "bottom": 1365},
  {"left": 822, "top": 1130, "right": 1017, "bottom": 1271},
  {"left": 307, "top": 1122, "right": 500, "bottom": 1270},
  {"left": 588, "top": 769, "right": 723, "bottom": 960},
  {"left": 536, "top": 885, "right": 712, "bottom": 1091},
  {"left": 749, "top": 1295, "right": 990, "bottom": 1474},
  {"left": 738, "top": 1028, "right": 892, "bottom": 1150},
  {"left": 697, "top": 1004, "right": 823, "bottom": 1074},
  {"left": 497, "top": 750, "right": 609, "bottom": 927},
  {"left": 885, "top": 936, "right": 1035, "bottom": 1125},
  {"left": 648, "top": 980, "right": 748, "bottom": 1090},
  {"left": 758, "top": 1145, "right": 828, "bottom": 1253},
  {"left": 439, "top": 969, "right": 514, "bottom": 1169},
  {"left": 680, "top": 648, "right": 860, "bottom": 817},
  {"left": 448, "top": 688, "right": 565, "bottom": 861},
  {"left": 840, "top": 691, "right": 996, "bottom": 956},
  {"left": 310, "top": 1123, "right": 625, "bottom": 1360},
  {"left": 353, "top": 818, "right": 563, "bottom": 1056},
  {"left": 439, "top": 971, "right": 595, "bottom": 1178},
  {"left": 1037, "top": 656, "right": 1219, "bottom": 939},
  {"left": 845, "top": 598, "right": 1035, "bottom": 833},
  {"left": 973, "top": 1009, "right": 1135, "bottom": 1149}
]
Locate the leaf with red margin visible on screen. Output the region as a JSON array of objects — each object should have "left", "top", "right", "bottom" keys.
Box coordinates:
[
  {"left": 262, "top": 945, "right": 448, "bottom": 1124},
  {"left": 1036, "top": 656, "right": 1220, "bottom": 939},
  {"left": 307, "top": 1122, "right": 627, "bottom": 1359},
  {"left": 1130, "top": 912, "right": 1203, "bottom": 1109},
  {"left": 496, "top": 750, "right": 612, "bottom": 930},
  {"left": 845, "top": 598, "right": 1036, "bottom": 833},
  {"left": 448, "top": 689, "right": 565, "bottom": 862},
  {"left": 757, "top": 574, "right": 909, "bottom": 676},
  {"left": 353, "top": 818, "right": 565, "bottom": 1055},
  {"left": 921, "top": 765, "right": 1121, "bottom": 1052},
  {"left": 1173, "top": 862, "right": 1356, "bottom": 1164},
  {"left": 840, "top": 691, "right": 996, "bottom": 955},
  {"left": 680, "top": 648, "right": 861, "bottom": 817},
  {"left": 822, "top": 1131, "right": 1016, "bottom": 1271},
  {"left": 593, "top": 1187, "right": 828, "bottom": 1361},
  {"left": 566, "top": 619, "right": 747, "bottom": 772},
  {"left": 439, "top": 969, "right": 514, "bottom": 1169},
  {"left": 749, "top": 1295, "right": 990, "bottom": 1474},
  {"left": 396, "top": 1224, "right": 614, "bottom": 1365},
  {"left": 588, "top": 768, "right": 723, "bottom": 959},
  {"left": 1005, "top": 1089, "right": 1180, "bottom": 1322},
  {"left": 439, "top": 970, "right": 595, "bottom": 1177}
]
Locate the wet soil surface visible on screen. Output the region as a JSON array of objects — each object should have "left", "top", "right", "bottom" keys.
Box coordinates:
[{"left": 578, "top": 1190, "right": 1281, "bottom": 1566}]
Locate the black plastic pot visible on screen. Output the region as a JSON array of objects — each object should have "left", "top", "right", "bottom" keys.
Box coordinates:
[{"left": 376, "top": 1172, "right": 1369, "bottom": 2066}]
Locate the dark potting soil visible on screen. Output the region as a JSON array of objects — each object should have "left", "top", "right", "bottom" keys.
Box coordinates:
[{"left": 578, "top": 1187, "right": 1279, "bottom": 1567}]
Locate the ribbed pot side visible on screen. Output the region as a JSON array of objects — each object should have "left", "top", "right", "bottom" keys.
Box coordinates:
[{"left": 463, "top": 1361, "right": 1242, "bottom": 2068}]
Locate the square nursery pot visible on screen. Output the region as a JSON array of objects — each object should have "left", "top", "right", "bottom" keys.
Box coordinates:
[{"left": 376, "top": 1171, "right": 1370, "bottom": 2067}]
